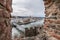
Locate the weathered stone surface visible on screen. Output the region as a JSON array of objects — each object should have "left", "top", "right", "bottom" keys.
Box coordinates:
[
  {"left": 43, "top": 0, "right": 60, "bottom": 40},
  {"left": 0, "top": 0, "right": 12, "bottom": 40}
]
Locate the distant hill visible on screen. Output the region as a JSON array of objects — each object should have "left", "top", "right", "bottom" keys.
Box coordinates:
[{"left": 11, "top": 16, "right": 45, "bottom": 18}]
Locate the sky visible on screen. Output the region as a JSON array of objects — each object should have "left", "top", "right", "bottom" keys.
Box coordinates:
[{"left": 11, "top": 0, "right": 45, "bottom": 17}]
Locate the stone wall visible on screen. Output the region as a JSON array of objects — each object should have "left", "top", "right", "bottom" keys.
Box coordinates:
[
  {"left": 43, "top": 0, "right": 60, "bottom": 40},
  {"left": 0, "top": 0, "right": 12, "bottom": 40},
  {"left": 25, "top": 27, "right": 39, "bottom": 37}
]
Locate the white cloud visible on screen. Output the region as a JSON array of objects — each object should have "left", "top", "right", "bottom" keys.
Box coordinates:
[
  {"left": 11, "top": 6, "right": 34, "bottom": 16},
  {"left": 11, "top": 0, "right": 45, "bottom": 17}
]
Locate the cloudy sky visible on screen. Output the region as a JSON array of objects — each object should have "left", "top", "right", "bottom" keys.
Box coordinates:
[{"left": 11, "top": 0, "right": 45, "bottom": 17}]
